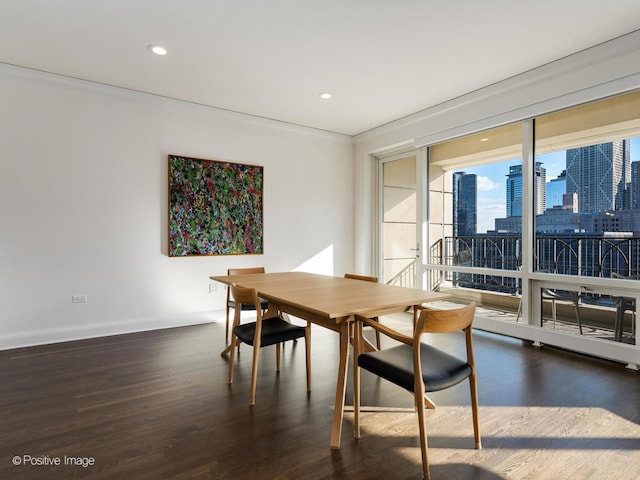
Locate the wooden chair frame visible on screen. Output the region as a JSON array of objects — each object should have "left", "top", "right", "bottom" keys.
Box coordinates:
[
  {"left": 227, "top": 284, "right": 311, "bottom": 406},
  {"left": 353, "top": 303, "right": 480, "bottom": 480},
  {"left": 224, "top": 267, "right": 267, "bottom": 345},
  {"left": 344, "top": 273, "right": 381, "bottom": 349}
]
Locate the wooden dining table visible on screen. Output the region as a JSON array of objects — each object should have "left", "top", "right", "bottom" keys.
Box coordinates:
[{"left": 209, "top": 271, "right": 453, "bottom": 449}]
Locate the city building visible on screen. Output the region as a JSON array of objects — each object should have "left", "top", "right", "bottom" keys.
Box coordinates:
[
  {"left": 630, "top": 160, "right": 640, "bottom": 209},
  {"left": 546, "top": 170, "right": 567, "bottom": 210},
  {"left": 494, "top": 216, "right": 522, "bottom": 233},
  {"left": 566, "top": 140, "right": 630, "bottom": 212},
  {"left": 592, "top": 209, "right": 640, "bottom": 233},
  {"left": 506, "top": 165, "right": 523, "bottom": 217},
  {"left": 506, "top": 163, "right": 546, "bottom": 217},
  {"left": 453, "top": 171, "right": 477, "bottom": 235}
]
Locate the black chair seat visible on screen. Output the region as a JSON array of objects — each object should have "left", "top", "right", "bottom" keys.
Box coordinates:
[
  {"left": 234, "top": 316, "right": 306, "bottom": 348},
  {"left": 228, "top": 298, "right": 268, "bottom": 311},
  {"left": 358, "top": 342, "right": 472, "bottom": 393}
]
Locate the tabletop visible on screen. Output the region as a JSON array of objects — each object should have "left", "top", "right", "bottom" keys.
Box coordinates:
[{"left": 210, "top": 271, "right": 452, "bottom": 320}]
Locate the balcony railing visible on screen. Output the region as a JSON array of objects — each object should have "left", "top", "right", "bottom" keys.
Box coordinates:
[
  {"left": 435, "top": 234, "right": 640, "bottom": 289},
  {"left": 431, "top": 234, "right": 638, "bottom": 344},
  {"left": 390, "top": 234, "right": 639, "bottom": 296}
]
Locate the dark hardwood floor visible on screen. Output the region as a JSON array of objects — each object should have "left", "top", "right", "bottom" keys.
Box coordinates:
[{"left": 1, "top": 317, "right": 639, "bottom": 479}]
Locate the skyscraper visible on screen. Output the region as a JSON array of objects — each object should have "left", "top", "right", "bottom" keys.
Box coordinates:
[
  {"left": 565, "top": 139, "right": 630, "bottom": 212},
  {"left": 546, "top": 170, "right": 567, "bottom": 210},
  {"left": 630, "top": 160, "right": 640, "bottom": 209},
  {"left": 506, "top": 165, "right": 522, "bottom": 217},
  {"left": 452, "top": 171, "right": 477, "bottom": 235},
  {"left": 506, "top": 163, "right": 546, "bottom": 217}
]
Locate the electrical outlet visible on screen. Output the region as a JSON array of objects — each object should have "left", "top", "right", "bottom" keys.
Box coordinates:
[
  {"left": 72, "top": 294, "right": 88, "bottom": 304},
  {"left": 209, "top": 283, "right": 221, "bottom": 293}
]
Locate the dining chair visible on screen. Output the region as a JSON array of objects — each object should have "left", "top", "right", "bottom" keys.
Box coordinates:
[
  {"left": 541, "top": 288, "right": 582, "bottom": 333},
  {"left": 224, "top": 267, "right": 269, "bottom": 345},
  {"left": 610, "top": 273, "right": 637, "bottom": 342},
  {"left": 353, "top": 302, "right": 480, "bottom": 480},
  {"left": 227, "top": 284, "right": 311, "bottom": 406},
  {"left": 516, "top": 287, "right": 583, "bottom": 334},
  {"left": 344, "top": 273, "right": 381, "bottom": 349}
]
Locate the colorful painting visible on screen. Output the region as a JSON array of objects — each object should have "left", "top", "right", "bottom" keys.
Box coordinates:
[{"left": 168, "top": 155, "right": 263, "bottom": 256}]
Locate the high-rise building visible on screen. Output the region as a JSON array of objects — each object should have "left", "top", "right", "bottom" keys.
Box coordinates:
[
  {"left": 630, "top": 160, "right": 640, "bottom": 209},
  {"left": 506, "top": 163, "right": 545, "bottom": 217},
  {"left": 562, "top": 192, "right": 578, "bottom": 212},
  {"left": 536, "top": 163, "right": 547, "bottom": 214},
  {"left": 506, "top": 165, "right": 522, "bottom": 217},
  {"left": 546, "top": 170, "right": 566, "bottom": 210},
  {"left": 452, "top": 171, "right": 477, "bottom": 235},
  {"left": 565, "top": 140, "right": 630, "bottom": 212}
]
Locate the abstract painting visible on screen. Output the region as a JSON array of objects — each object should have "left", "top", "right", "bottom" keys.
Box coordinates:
[{"left": 168, "top": 155, "right": 263, "bottom": 256}]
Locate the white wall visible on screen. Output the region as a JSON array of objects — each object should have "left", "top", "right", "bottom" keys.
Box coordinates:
[
  {"left": 0, "top": 64, "right": 354, "bottom": 349},
  {"left": 353, "top": 30, "right": 640, "bottom": 274}
]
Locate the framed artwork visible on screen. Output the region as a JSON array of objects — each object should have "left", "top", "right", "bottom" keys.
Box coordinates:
[{"left": 168, "top": 155, "right": 263, "bottom": 256}]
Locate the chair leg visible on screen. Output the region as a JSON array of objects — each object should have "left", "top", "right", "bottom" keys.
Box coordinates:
[
  {"left": 276, "top": 343, "right": 281, "bottom": 372},
  {"left": 372, "top": 317, "right": 381, "bottom": 350},
  {"left": 574, "top": 300, "right": 583, "bottom": 335},
  {"left": 305, "top": 323, "right": 312, "bottom": 393},
  {"left": 414, "top": 384, "right": 430, "bottom": 480},
  {"left": 249, "top": 342, "right": 261, "bottom": 406},
  {"left": 225, "top": 305, "right": 231, "bottom": 345},
  {"left": 469, "top": 372, "right": 482, "bottom": 449},
  {"left": 228, "top": 336, "right": 237, "bottom": 385}
]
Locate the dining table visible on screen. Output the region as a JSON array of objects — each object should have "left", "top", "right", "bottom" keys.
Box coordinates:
[{"left": 209, "top": 271, "right": 453, "bottom": 449}]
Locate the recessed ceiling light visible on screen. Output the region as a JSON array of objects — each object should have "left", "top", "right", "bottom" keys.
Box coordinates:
[
  {"left": 480, "top": 138, "right": 489, "bottom": 142},
  {"left": 319, "top": 92, "right": 332, "bottom": 100},
  {"left": 148, "top": 44, "right": 168, "bottom": 56}
]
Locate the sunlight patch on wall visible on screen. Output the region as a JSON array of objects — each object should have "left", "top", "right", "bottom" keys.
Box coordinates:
[{"left": 294, "top": 245, "right": 334, "bottom": 275}]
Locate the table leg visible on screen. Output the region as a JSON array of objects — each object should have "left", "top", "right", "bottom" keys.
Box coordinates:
[{"left": 330, "top": 321, "right": 350, "bottom": 450}]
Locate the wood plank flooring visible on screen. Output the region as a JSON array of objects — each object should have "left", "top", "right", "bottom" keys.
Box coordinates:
[{"left": 1, "top": 316, "right": 639, "bottom": 479}]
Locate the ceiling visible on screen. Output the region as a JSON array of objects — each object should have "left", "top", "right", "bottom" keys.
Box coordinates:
[{"left": 2, "top": 1, "right": 640, "bottom": 136}]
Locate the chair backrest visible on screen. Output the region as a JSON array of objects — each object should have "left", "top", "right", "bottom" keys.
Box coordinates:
[
  {"left": 344, "top": 273, "right": 378, "bottom": 283},
  {"left": 416, "top": 302, "right": 476, "bottom": 335},
  {"left": 415, "top": 303, "right": 477, "bottom": 368},
  {"left": 226, "top": 267, "right": 265, "bottom": 302},
  {"left": 228, "top": 266, "right": 265, "bottom": 275},
  {"left": 230, "top": 284, "right": 263, "bottom": 318}
]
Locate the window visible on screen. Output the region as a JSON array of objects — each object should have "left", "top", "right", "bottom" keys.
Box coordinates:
[
  {"left": 424, "top": 91, "right": 639, "bottom": 358},
  {"left": 427, "top": 123, "right": 522, "bottom": 308},
  {"left": 534, "top": 91, "right": 640, "bottom": 278}
]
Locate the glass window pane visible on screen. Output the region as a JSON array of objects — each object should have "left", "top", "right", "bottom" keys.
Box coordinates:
[
  {"left": 428, "top": 123, "right": 522, "bottom": 318},
  {"left": 534, "top": 90, "right": 640, "bottom": 279},
  {"left": 537, "top": 285, "right": 636, "bottom": 344}
]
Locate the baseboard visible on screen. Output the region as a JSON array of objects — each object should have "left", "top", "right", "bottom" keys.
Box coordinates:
[{"left": 0, "top": 310, "right": 225, "bottom": 351}]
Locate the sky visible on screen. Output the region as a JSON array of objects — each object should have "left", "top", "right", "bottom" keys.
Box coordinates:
[{"left": 464, "top": 137, "right": 640, "bottom": 233}]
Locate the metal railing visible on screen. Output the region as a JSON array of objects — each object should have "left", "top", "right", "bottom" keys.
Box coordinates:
[
  {"left": 436, "top": 234, "right": 640, "bottom": 291},
  {"left": 386, "top": 234, "right": 640, "bottom": 292},
  {"left": 386, "top": 259, "right": 417, "bottom": 287}
]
